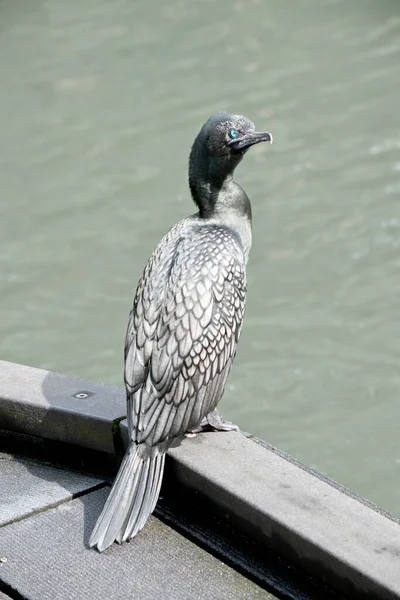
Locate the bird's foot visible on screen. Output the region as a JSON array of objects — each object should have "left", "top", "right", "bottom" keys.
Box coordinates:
[{"left": 187, "top": 409, "right": 239, "bottom": 435}]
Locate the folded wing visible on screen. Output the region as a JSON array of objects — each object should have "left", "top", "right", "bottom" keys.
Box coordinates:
[{"left": 124, "top": 225, "right": 247, "bottom": 454}]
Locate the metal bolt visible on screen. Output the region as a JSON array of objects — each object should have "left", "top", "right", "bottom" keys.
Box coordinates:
[{"left": 74, "top": 391, "right": 93, "bottom": 399}]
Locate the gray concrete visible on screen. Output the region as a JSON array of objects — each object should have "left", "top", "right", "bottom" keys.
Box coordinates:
[
  {"left": 1, "top": 360, "right": 400, "bottom": 600},
  {"left": 121, "top": 418, "right": 400, "bottom": 599},
  {"left": 166, "top": 428, "right": 400, "bottom": 600},
  {"left": 0, "top": 453, "right": 103, "bottom": 526},
  {"left": 0, "top": 360, "right": 125, "bottom": 453},
  {"left": 0, "top": 487, "right": 273, "bottom": 600},
  {"left": 0, "top": 592, "right": 12, "bottom": 599}
]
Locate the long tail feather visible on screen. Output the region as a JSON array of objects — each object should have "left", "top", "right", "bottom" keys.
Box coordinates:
[{"left": 89, "top": 444, "right": 165, "bottom": 552}]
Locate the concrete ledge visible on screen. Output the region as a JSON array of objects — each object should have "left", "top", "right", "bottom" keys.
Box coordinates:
[
  {"left": 1, "top": 360, "right": 400, "bottom": 600},
  {"left": 120, "top": 421, "right": 400, "bottom": 600},
  {"left": 0, "top": 360, "right": 125, "bottom": 453}
]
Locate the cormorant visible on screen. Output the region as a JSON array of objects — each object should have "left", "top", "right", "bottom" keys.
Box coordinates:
[{"left": 89, "top": 112, "right": 272, "bottom": 552}]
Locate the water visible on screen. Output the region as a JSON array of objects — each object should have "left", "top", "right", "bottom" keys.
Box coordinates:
[{"left": 0, "top": 0, "right": 399, "bottom": 514}]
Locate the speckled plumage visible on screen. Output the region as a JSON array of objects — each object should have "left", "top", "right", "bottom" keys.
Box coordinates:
[
  {"left": 89, "top": 112, "right": 272, "bottom": 552},
  {"left": 125, "top": 218, "right": 247, "bottom": 451}
]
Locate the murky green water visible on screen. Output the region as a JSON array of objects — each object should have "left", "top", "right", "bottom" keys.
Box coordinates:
[{"left": 1, "top": 0, "right": 399, "bottom": 513}]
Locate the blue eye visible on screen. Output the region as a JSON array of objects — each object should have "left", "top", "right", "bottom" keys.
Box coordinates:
[{"left": 228, "top": 128, "right": 238, "bottom": 139}]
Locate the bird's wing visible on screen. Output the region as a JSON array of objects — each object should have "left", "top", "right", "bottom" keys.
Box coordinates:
[{"left": 124, "top": 225, "right": 247, "bottom": 450}]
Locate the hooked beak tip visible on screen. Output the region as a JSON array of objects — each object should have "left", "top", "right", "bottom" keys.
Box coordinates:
[{"left": 227, "top": 129, "right": 273, "bottom": 152}]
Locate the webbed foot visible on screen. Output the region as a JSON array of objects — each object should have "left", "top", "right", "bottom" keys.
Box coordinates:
[{"left": 187, "top": 409, "right": 239, "bottom": 435}]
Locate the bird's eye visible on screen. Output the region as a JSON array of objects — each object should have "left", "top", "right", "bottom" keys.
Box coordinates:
[{"left": 228, "top": 128, "right": 238, "bottom": 139}]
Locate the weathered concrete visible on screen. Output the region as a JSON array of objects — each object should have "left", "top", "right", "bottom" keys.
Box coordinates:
[
  {"left": 110, "top": 417, "right": 400, "bottom": 600},
  {"left": 167, "top": 429, "right": 400, "bottom": 600},
  {"left": 0, "top": 453, "right": 103, "bottom": 526},
  {"left": 0, "top": 485, "right": 273, "bottom": 600},
  {"left": 0, "top": 360, "right": 125, "bottom": 453},
  {"left": 1, "top": 360, "right": 399, "bottom": 600}
]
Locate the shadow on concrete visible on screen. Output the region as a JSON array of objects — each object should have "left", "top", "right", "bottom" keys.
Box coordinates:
[{"left": 0, "top": 368, "right": 126, "bottom": 550}]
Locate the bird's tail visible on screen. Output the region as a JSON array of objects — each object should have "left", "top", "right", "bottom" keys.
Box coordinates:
[{"left": 89, "top": 443, "right": 165, "bottom": 552}]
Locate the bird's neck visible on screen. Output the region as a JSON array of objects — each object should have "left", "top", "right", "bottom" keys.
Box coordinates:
[
  {"left": 189, "top": 163, "right": 252, "bottom": 222},
  {"left": 189, "top": 169, "right": 252, "bottom": 262},
  {"left": 189, "top": 139, "right": 250, "bottom": 217}
]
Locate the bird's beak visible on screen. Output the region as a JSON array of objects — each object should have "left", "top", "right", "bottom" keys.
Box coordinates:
[{"left": 228, "top": 130, "right": 273, "bottom": 152}]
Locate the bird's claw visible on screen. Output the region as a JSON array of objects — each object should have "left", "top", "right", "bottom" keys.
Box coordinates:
[{"left": 187, "top": 409, "right": 239, "bottom": 434}]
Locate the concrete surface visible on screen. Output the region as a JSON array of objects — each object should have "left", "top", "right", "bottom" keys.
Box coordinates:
[
  {"left": 0, "top": 453, "right": 103, "bottom": 526},
  {"left": 165, "top": 428, "right": 400, "bottom": 600},
  {"left": 0, "top": 482, "right": 273, "bottom": 600},
  {"left": 0, "top": 360, "right": 125, "bottom": 453},
  {"left": 1, "top": 360, "right": 399, "bottom": 600}
]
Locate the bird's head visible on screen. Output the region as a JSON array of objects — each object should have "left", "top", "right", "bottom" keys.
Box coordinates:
[
  {"left": 202, "top": 112, "right": 272, "bottom": 156},
  {"left": 189, "top": 112, "right": 272, "bottom": 216},
  {"left": 190, "top": 112, "right": 272, "bottom": 183}
]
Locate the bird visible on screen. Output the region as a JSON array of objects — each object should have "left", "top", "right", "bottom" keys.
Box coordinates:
[{"left": 89, "top": 112, "right": 272, "bottom": 552}]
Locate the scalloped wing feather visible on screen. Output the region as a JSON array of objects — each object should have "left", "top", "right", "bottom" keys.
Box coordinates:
[{"left": 124, "top": 222, "right": 247, "bottom": 450}]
